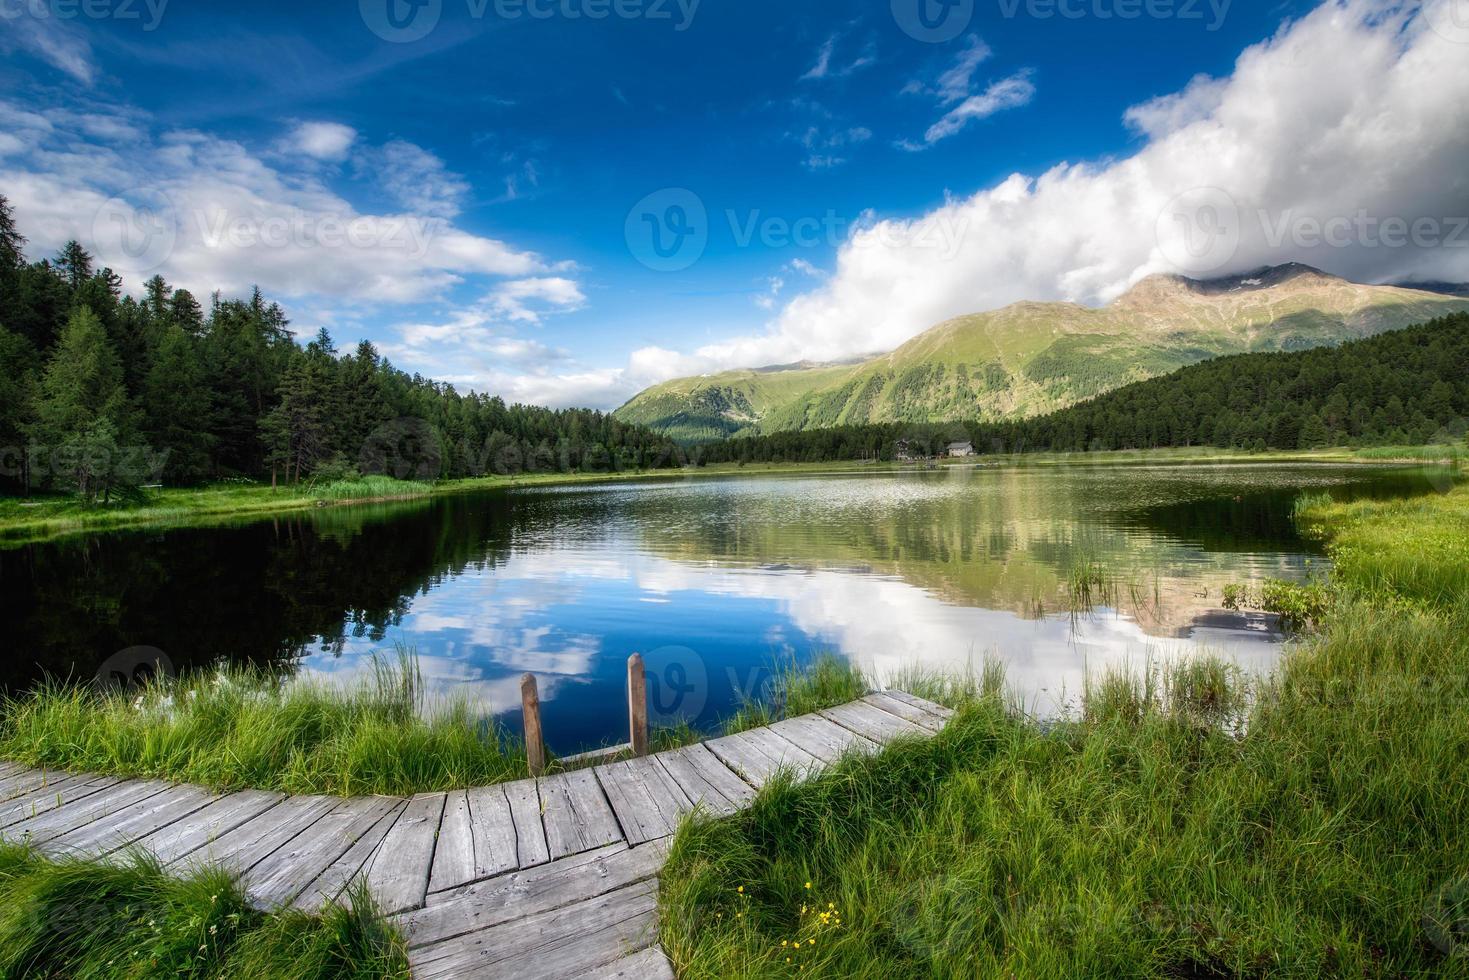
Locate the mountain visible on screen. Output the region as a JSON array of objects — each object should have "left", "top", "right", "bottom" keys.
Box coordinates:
[{"left": 614, "top": 265, "right": 1469, "bottom": 441}]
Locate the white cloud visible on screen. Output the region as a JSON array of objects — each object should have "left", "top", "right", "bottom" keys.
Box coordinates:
[
  {"left": 286, "top": 121, "right": 358, "bottom": 161},
  {"left": 800, "top": 37, "right": 835, "bottom": 81},
  {"left": 604, "top": 0, "right": 1469, "bottom": 380},
  {"left": 0, "top": 17, "right": 96, "bottom": 85},
  {"left": 487, "top": 277, "right": 587, "bottom": 323},
  {"left": 921, "top": 71, "right": 1036, "bottom": 145},
  {"left": 368, "top": 139, "right": 471, "bottom": 219},
  {"left": 935, "top": 35, "right": 993, "bottom": 103},
  {"left": 0, "top": 97, "right": 568, "bottom": 306}
]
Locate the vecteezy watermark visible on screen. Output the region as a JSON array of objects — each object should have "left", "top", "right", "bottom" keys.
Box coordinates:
[
  {"left": 94, "top": 646, "right": 176, "bottom": 694},
  {"left": 91, "top": 193, "right": 441, "bottom": 274},
  {"left": 1425, "top": 876, "right": 1469, "bottom": 958},
  {"left": 0, "top": 0, "right": 169, "bottom": 31},
  {"left": 642, "top": 645, "right": 710, "bottom": 726},
  {"left": 995, "top": 0, "right": 1231, "bottom": 31},
  {"left": 359, "top": 417, "right": 446, "bottom": 481},
  {"left": 1157, "top": 188, "right": 1469, "bottom": 276},
  {"left": 360, "top": 0, "right": 699, "bottom": 43},
  {"left": 625, "top": 188, "right": 709, "bottom": 272},
  {"left": 1156, "top": 187, "right": 1242, "bottom": 276},
  {"left": 627, "top": 188, "right": 970, "bottom": 271},
  {"left": 92, "top": 190, "right": 178, "bottom": 275},
  {"left": 1424, "top": 0, "right": 1469, "bottom": 45},
  {"left": 2, "top": 443, "right": 172, "bottom": 486},
  {"left": 892, "top": 0, "right": 973, "bottom": 42}
]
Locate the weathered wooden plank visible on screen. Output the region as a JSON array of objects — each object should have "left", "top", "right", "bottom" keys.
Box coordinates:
[
  {"left": 571, "top": 944, "right": 677, "bottom": 980},
  {"left": 593, "top": 760, "right": 678, "bottom": 845},
  {"left": 175, "top": 793, "right": 339, "bottom": 875},
  {"left": 0, "top": 770, "right": 96, "bottom": 809},
  {"left": 132, "top": 789, "right": 284, "bottom": 865},
  {"left": 0, "top": 774, "right": 120, "bottom": 830},
  {"left": 883, "top": 689, "right": 956, "bottom": 720},
  {"left": 654, "top": 744, "right": 749, "bottom": 816},
  {"left": 736, "top": 726, "right": 826, "bottom": 775},
  {"left": 245, "top": 796, "right": 404, "bottom": 909},
  {"left": 6, "top": 779, "right": 173, "bottom": 845},
  {"left": 426, "top": 791, "right": 475, "bottom": 895},
  {"left": 768, "top": 713, "right": 879, "bottom": 763},
  {"left": 540, "top": 769, "right": 623, "bottom": 860},
  {"left": 703, "top": 731, "right": 784, "bottom": 787},
  {"left": 45, "top": 783, "right": 220, "bottom": 854},
  {"left": 290, "top": 800, "right": 408, "bottom": 912},
  {"left": 819, "top": 699, "right": 926, "bottom": 743},
  {"left": 402, "top": 841, "right": 663, "bottom": 948},
  {"left": 465, "top": 784, "right": 519, "bottom": 882},
  {"left": 863, "top": 692, "right": 948, "bottom": 732},
  {"left": 624, "top": 755, "right": 691, "bottom": 838},
  {"left": 410, "top": 879, "right": 659, "bottom": 980},
  {"left": 363, "top": 793, "right": 446, "bottom": 915},
  {"left": 502, "top": 778, "right": 549, "bottom": 869}
]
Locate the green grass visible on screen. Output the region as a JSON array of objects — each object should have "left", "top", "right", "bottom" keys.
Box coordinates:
[
  {"left": 722, "top": 656, "right": 870, "bottom": 734},
  {"left": 0, "top": 842, "right": 408, "bottom": 979},
  {"left": 0, "top": 651, "right": 875, "bottom": 797},
  {"left": 657, "top": 485, "right": 1469, "bottom": 978},
  {"left": 0, "top": 653, "right": 535, "bottom": 797}
]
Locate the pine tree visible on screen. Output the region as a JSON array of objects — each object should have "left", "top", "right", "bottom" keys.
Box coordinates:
[
  {"left": 32, "top": 308, "right": 137, "bottom": 499},
  {"left": 0, "top": 326, "right": 37, "bottom": 492},
  {"left": 144, "top": 328, "right": 215, "bottom": 485}
]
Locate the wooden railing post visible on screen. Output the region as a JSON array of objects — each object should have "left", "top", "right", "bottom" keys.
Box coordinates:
[
  {"left": 628, "top": 653, "right": 648, "bottom": 757},
  {"left": 521, "top": 673, "right": 545, "bottom": 777}
]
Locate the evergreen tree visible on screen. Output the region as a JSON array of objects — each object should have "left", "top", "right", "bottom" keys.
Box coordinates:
[
  {"left": 32, "top": 308, "right": 136, "bottom": 499},
  {"left": 144, "top": 328, "right": 214, "bottom": 485}
]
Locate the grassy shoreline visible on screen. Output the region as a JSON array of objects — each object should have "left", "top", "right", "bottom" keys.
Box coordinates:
[
  {"left": 1, "top": 444, "right": 1452, "bottom": 547},
  {"left": 0, "top": 655, "right": 868, "bottom": 798},
  {"left": 657, "top": 485, "right": 1469, "bottom": 978}
]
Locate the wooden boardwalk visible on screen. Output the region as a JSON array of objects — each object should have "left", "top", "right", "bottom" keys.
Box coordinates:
[{"left": 0, "top": 691, "right": 953, "bottom": 978}]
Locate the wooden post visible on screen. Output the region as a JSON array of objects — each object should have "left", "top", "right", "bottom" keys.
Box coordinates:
[
  {"left": 628, "top": 653, "right": 648, "bottom": 758},
  {"left": 521, "top": 673, "right": 545, "bottom": 777}
]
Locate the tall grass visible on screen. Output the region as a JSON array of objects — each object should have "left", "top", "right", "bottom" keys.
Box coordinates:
[
  {"left": 0, "top": 843, "right": 408, "bottom": 978},
  {"left": 658, "top": 485, "right": 1469, "bottom": 978},
  {"left": 0, "top": 651, "right": 532, "bottom": 796},
  {"left": 309, "top": 475, "right": 433, "bottom": 502},
  {"left": 722, "top": 655, "right": 870, "bottom": 734}
]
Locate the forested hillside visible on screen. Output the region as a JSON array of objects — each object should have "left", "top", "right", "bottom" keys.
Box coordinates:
[
  {"left": 617, "top": 265, "right": 1469, "bottom": 441},
  {"left": 694, "top": 314, "right": 1469, "bottom": 464},
  {"left": 0, "top": 196, "right": 680, "bottom": 499}
]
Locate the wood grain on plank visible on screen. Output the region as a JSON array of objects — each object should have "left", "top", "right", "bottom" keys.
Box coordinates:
[
  {"left": 819, "top": 699, "right": 926, "bottom": 743},
  {"left": 401, "top": 841, "right": 663, "bottom": 949},
  {"left": 364, "top": 793, "right": 447, "bottom": 915},
  {"left": 502, "top": 778, "right": 550, "bottom": 869},
  {"left": 289, "top": 800, "right": 407, "bottom": 912},
  {"left": 245, "top": 796, "right": 404, "bottom": 909},
  {"left": 862, "top": 692, "right": 948, "bottom": 732},
  {"left": 132, "top": 789, "right": 284, "bottom": 865}
]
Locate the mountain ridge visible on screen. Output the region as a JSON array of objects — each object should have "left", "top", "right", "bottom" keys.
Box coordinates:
[{"left": 614, "top": 265, "right": 1469, "bottom": 442}]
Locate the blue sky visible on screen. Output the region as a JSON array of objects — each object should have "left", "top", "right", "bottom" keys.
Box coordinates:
[{"left": 2, "top": 0, "right": 1466, "bottom": 408}]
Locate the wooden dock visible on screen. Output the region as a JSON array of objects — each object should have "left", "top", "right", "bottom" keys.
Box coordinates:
[{"left": 0, "top": 691, "right": 953, "bottom": 978}]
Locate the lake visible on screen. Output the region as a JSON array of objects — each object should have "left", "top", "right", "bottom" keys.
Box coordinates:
[{"left": 0, "top": 462, "right": 1450, "bottom": 752}]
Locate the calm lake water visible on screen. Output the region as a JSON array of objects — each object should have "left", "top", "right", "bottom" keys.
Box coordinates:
[{"left": 0, "top": 463, "right": 1451, "bottom": 751}]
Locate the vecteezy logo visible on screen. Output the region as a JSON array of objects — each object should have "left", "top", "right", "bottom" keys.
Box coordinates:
[
  {"left": 360, "top": 417, "right": 445, "bottom": 481},
  {"left": 642, "top": 646, "right": 709, "bottom": 726},
  {"left": 94, "top": 646, "right": 176, "bottom": 694},
  {"left": 91, "top": 189, "right": 177, "bottom": 274},
  {"left": 625, "top": 189, "right": 708, "bottom": 272},
  {"left": 360, "top": 0, "right": 442, "bottom": 43},
  {"left": 1156, "top": 187, "right": 1241, "bottom": 276},
  {"left": 892, "top": 0, "right": 974, "bottom": 43},
  {"left": 1424, "top": 876, "right": 1469, "bottom": 958},
  {"left": 1425, "top": 0, "right": 1469, "bottom": 44}
]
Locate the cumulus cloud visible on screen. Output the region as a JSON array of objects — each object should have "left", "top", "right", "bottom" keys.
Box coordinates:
[
  {"left": 0, "top": 98, "right": 563, "bottom": 305},
  {"left": 584, "top": 0, "right": 1469, "bottom": 391},
  {"left": 286, "top": 121, "right": 358, "bottom": 161}
]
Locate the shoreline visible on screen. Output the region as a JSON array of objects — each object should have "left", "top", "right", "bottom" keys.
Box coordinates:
[{"left": 0, "top": 445, "right": 1455, "bottom": 548}]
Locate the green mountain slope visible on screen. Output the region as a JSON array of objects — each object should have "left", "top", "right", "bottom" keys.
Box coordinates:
[{"left": 615, "top": 265, "right": 1469, "bottom": 440}]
